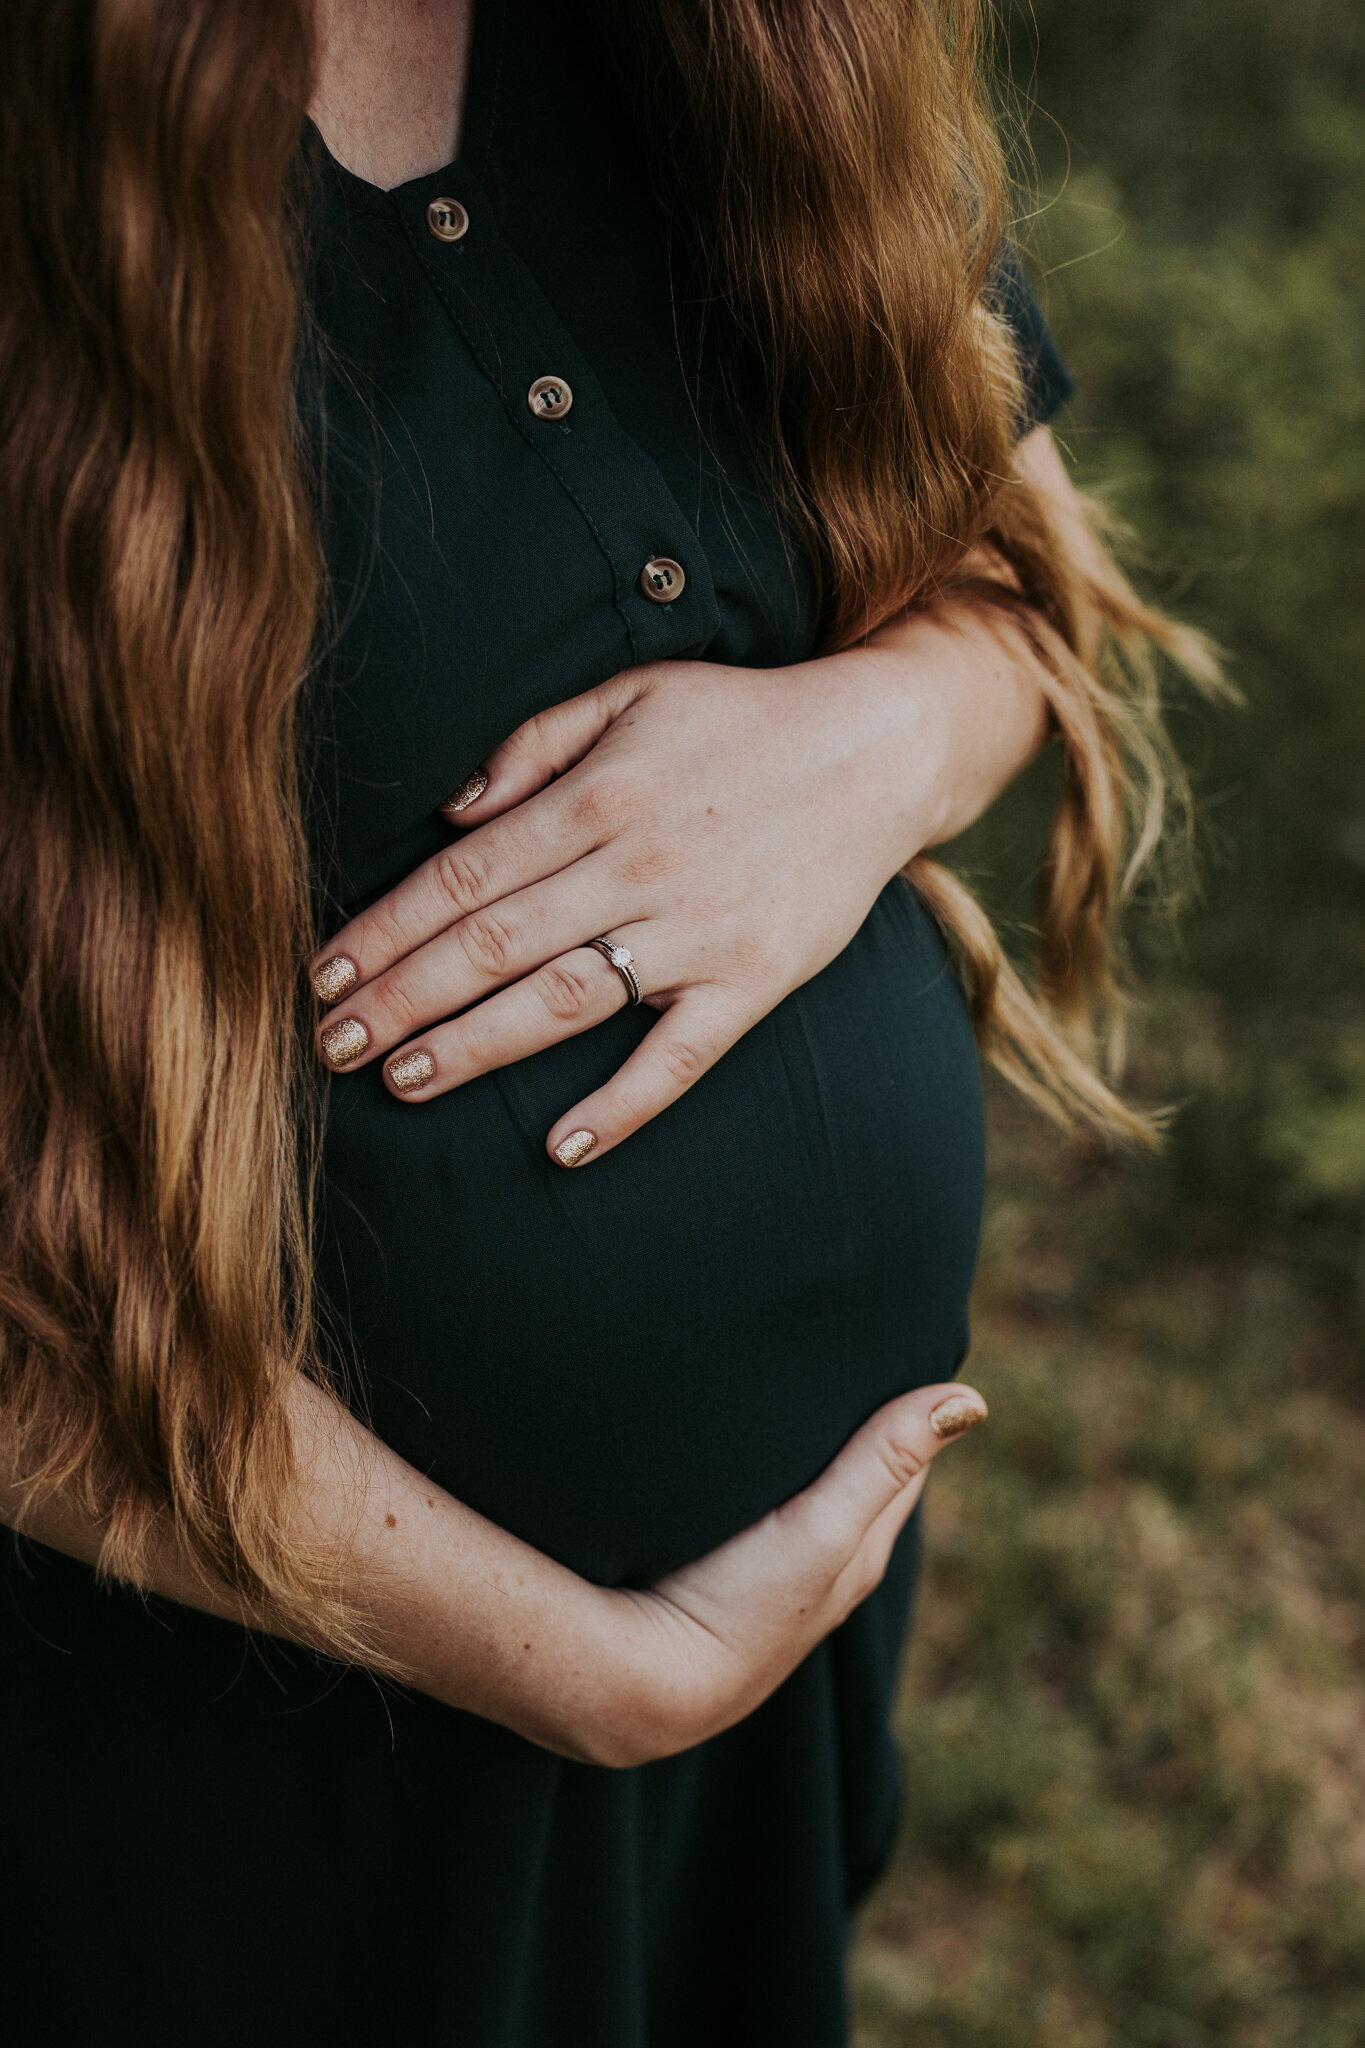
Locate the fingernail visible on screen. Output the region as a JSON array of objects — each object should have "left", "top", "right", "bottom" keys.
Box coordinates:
[
  {"left": 388, "top": 1049, "right": 435, "bottom": 1093},
  {"left": 320, "top": 1017, "right": 369, "bottom": 1068},
  {"left": 311, "top": 954, "right": 358, "bottom": 1004},
  {"left": 441, "top": 768, "right": 488, "bottom": 815},
  {"left": 929, "top": 1390, "right": 988, "bottom": 1440},
  {"left": 553, "top": 1130, "right": 596, "bottom": 1168}
]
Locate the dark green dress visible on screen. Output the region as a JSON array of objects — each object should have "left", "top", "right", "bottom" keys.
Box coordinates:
[{"left": 1, "top": 3, "right": 1071, "bottom": 2040}]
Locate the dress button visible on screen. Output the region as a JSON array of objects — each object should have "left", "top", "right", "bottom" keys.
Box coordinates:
[
  {"left": 527, "top": 376, "right": 573, "bottom": 421},
  {"left": 639, "top": 557, "right": 686, "bottom": 603},
  {"left": 425, "top": 196, "right": 469, "bottom": 243}
]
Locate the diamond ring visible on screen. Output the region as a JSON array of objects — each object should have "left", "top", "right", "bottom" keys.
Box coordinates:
[{"left": 587, "top": 936, "right": 643, "bottom": 1007}]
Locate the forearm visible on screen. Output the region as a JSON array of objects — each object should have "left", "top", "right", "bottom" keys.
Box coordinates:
[{"left": 0, "top": 1375, "right": 617, "bottom": 1761}]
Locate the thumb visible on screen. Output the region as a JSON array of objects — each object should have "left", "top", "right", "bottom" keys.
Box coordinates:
[
  {"left": 437, "top": 669, "right": 644, "bottom": 824},
  {"left": 795, "top": 1381, "right": 988, "bottom": 1555}
]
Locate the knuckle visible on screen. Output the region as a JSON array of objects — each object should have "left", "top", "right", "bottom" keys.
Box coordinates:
[
  {"left": 617, "top": 836, "right": 682, "bottom": 888},
  {"left": 535, "top": 962, "right": 595, "bottom": 1022},
  {"left": 656, "top": 1034, "right": 707, "bottom": 1086},
  {"left": 433, "top": 843, "right": 494, "bottom": 920},
  {"left": 451, "top": 1019, "right": 490, "bottom": 1073},
  {"left": 611, "top": 1076, "right": 656, "bottom": 1125},
  {"left": 503, "top": 711, "right": 556, "bottom": 773},
  {"left": 363, "top": 900, "right": 410, "bottom": 961},
  {"left": 457, "top": 910, "right": 517, "bottom": 977},
  {"left": 571, "top": 778, "right": 634, "bottom": 841},
  {"left": 875, "top": 1430, "right": 927, "bottom": 1493},
  {"left": 369, "top": 973, "right": 421, "bottom": 1035}
]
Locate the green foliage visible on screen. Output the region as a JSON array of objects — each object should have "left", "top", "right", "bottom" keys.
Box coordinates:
[
  {"left": 853, "top": 3, "right": 1365, "bottom": 2038},
  {"left": 854, "top": 1099, "right": 1365, "bottom": 2045},
  {"left": 959, "top": 0, "right": 1365, "bottom": 1230},
  {"left": 1266, "top": 1038, "right": 1365, "bottom": 1203}
]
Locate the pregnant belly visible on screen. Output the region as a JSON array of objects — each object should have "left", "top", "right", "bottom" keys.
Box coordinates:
[{"left": 316, "top": 877, "right": 984, "bottom": 1586}]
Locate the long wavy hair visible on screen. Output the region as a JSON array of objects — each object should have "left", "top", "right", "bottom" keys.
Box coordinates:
[{"left": 0, "top": 0, "right": 1217, "bottom": 1643}]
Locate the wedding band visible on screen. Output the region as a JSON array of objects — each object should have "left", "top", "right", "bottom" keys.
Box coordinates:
[{"left": 588, "top": 936, "right": 643, "bottom": 1007}]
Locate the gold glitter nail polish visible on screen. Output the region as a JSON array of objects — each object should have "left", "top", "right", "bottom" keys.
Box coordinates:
[
  {"left": 441, "top": 768, "right": 488, "bottom": 814},
  {"left": 312, "top": 954, "right": 358, "bottom": 1004},
  {"left": 388, "top": 1049, "right": 435, "bottom": 1093},
  {"left": 553, "top": 1130, "right": 596, "bottom": 1168},
  {"left": 929, "top": 1390, "right": 988, "bottom": 1440},
  {"left": 321, "top": 1017, "right": 369, "bottom": 1068}
]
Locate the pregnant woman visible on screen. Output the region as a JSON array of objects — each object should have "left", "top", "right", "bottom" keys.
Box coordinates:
[{"left": 0, "top": 0, "right": 1212, "bottom": 2041}]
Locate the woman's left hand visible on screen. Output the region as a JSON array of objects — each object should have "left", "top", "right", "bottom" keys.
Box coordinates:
[{"left": 310, "top": 617, "right": 1042, "bottom": 1165}]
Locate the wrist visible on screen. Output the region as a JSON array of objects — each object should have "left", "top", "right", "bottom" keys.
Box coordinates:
[
  {"left": 561, "top": 1588, "right": 701, "bottom": 1769},
  {"left": 860, "top": 597, "right": 1052, "bottom": 850},
  {"left": 557, "top": 1584, "right": 756, "bottom": 1769},
  {"left": 813, "top": 623, "right": 963, "bottom": 858}
]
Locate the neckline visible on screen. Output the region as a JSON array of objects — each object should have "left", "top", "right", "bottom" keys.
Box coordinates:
[
  {"left": 307, "top": 0, "right": 489, "bottom": 202},
  {"left": 307, "top": 118, "right": 461, "bottom": 206}
]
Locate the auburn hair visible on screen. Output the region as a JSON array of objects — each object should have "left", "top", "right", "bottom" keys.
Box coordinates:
[{"left": 0, "top": 0, "right": 1217, "bottom": 1642}]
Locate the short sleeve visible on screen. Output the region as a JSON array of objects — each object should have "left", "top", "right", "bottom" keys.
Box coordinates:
[{"left": 989, "top": 243, "right": 1075, "bottom": 435}]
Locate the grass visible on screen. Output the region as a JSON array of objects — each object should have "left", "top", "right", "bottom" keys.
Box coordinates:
[{"left": 851, "top": 1068, "right": 1365, "bottom": 2048}]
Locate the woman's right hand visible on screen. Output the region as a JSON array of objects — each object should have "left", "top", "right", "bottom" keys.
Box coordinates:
[{"left": 575, "top": 1381, "right": 986, "bottom": 1768}]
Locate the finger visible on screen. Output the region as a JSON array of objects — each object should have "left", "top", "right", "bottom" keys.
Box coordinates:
[
  {"left": 375, "top": 945, "right": 631, "bottom": 1100},
  {"left": 436, "top": 669, "right": 644, "bottom": 826},
  {"left": 649, "top": 1381, "right": 989, "bottom": 1672},
  {"left": 784, "top": 1382, "right": 988, "bottom": 1567},
  {"left": 830, "top": 1387, "right": 988, "bottom": 1614},
  {"left": 315, "top": 854, "right": 627, "bottom": 1070},
  {"left": 545, "top": 989, "right": 740, "bottom": 1166},
  {"left": 309, "top": 785, "right": 623, "bottom": 1004}
]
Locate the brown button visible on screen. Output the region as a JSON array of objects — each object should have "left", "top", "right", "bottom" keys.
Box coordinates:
[
  {"left": 527, "top": 376, "right": 573, "bottom": 421},
  {"left": 640, "top": 557, "right": 686, "bottom": 603},
  {"left": 425, "top": 196, "right": 468, "bottom": 243}
]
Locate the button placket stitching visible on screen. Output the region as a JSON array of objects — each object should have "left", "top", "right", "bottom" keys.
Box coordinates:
[{"left": 397, "top": 205, "right": 647, "bottom": 667}]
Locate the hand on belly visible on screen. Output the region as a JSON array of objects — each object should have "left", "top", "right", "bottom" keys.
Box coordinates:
[
  {"left": 319, "top": 893, "right": 986, "bottom": 1585},
  {"left": 307, "top": 609, "right": 1039, "bottom": 1163}
]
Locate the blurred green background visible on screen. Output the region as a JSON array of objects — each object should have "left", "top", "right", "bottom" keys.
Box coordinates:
[{"left": 853, "top": 2, "right": 1365, "bottom": 2042}]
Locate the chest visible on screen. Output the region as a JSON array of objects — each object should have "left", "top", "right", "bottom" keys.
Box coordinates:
[{"left": 304, "top": 0, "right": 816, "bottom": 913}]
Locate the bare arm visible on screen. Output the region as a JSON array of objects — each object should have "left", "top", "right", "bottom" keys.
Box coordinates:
[
  {"left": 2, "top": 1369, "right": 987, "bottom": 1768},
  {"left": 2, "top": 1375, "right": 616, "bottom": 1755}
]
